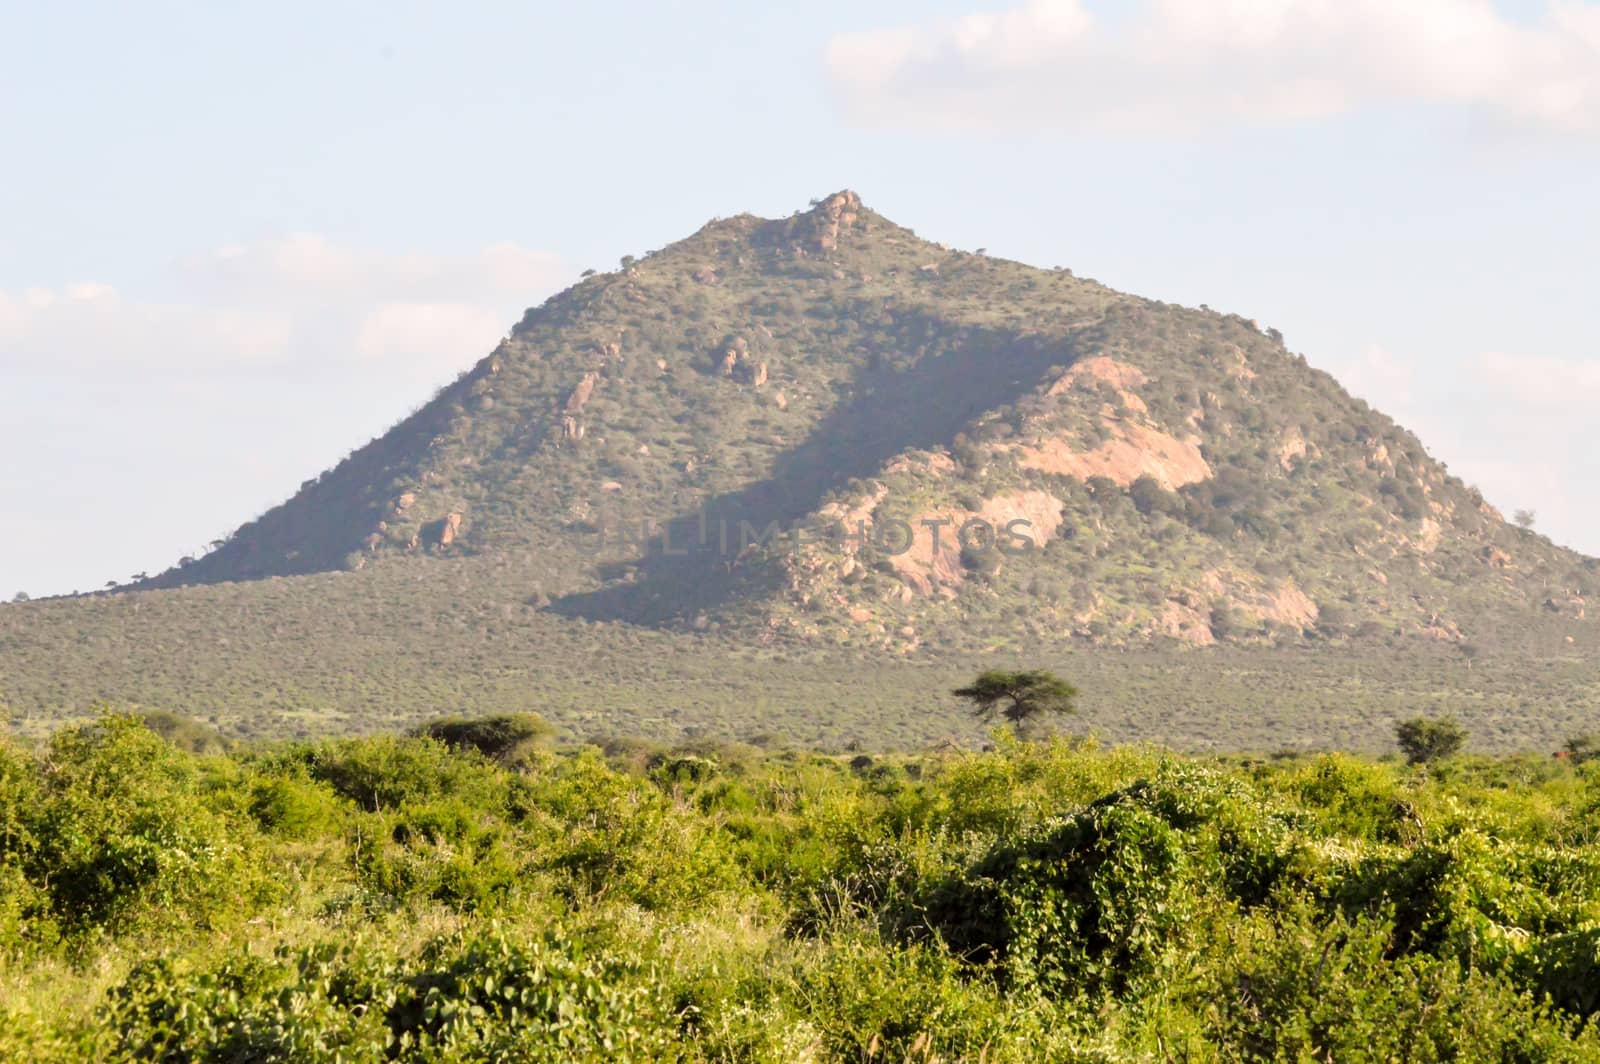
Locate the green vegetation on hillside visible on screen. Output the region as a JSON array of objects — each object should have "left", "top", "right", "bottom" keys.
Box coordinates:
[
  {"left": 2, "top": 189, "right": 1596, "bottom": 757},
  {"left": 3, "top": 713, "right": 1600, "bottom": 1060},
  {"left": 113, "top": 190, "right": 1594, "bottom": 655}
]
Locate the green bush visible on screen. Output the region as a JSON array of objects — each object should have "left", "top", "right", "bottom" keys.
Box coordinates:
[
  {"left": 245, "top": 770, "right": 345, "bottom": 839},
  {"left": 23, "top": 715, "right": 276, "bottom": 938},
  {"left": 1210, "top": 905, "right": 1599, "bottom": 1061},
  {"left": 414, "top": 712, "right": 557, "bottom": 767},
  {"left": 304, "top": 735, "right": 508, "bottom": 813},
  {"left": 5, "top": 713, "right": 1600, "bottom": 1059},
  {"left": 1523, "top": 928, "right": 1600, "bottom": 1019},
  {"left": 138, "top": 709, "right": 232, "bottom": 755},
  {"left": 386, "top": 931, "right": 677, "bottom": 1060},
  {"left": 929, "top": 768, "right": 1225, "bottom": 998}
]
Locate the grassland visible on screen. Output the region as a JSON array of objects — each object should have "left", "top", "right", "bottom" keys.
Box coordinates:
[{"left": 4, "top": 568, "right": 1600, "bottom": 754}]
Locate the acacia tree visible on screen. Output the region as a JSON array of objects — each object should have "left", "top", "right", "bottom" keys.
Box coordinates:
[
  {"left": 954, "top": 670, "right": 1078, "bottom": 735},
  {"left": 1396, "top": 716, "right": 1467, "bottom": 765}
]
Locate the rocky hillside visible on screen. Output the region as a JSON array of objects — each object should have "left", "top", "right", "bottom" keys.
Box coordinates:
[{"left": 139, "top": 191, "right": 1591, "bottom": 653}]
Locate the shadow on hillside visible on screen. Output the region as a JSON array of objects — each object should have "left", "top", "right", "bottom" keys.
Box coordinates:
[{"left": 546, "top": 316, "right": 1080, "bottom": 627}]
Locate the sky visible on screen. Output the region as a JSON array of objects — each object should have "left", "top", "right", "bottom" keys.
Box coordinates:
[{"left": 2, "top": 0, "right": 1597, "bottom": 598}]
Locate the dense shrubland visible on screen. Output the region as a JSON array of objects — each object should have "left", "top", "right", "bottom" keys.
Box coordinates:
[{"left": 2, "top": 712, "right": 1600, "bottom": 1060}]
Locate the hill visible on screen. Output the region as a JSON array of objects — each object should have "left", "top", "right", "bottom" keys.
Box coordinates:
[
  {"left": 2, "top": 191, "right": 1597, "bottom": 745},
  {"left": 147, "top": 191, "right": 1596, "bottom": 649}
]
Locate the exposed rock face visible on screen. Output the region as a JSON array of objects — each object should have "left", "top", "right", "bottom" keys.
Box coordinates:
[
  {"left": 1485, "top": 547, "right": 1512, "bottom": 569},
  {"left": 1150, "top": 571, "right": 1320, "bottom": 644},
  {"left": 1048, "top": 357, "right": 1149, "bottom": 413},
  {"left": 1423, "top": 620, "right": 1462, "bottom": 641},
  {"left": 1411, "top": 518, "right": 1444, "bottom": 554},
  {"left": 1223, "top": 343, "right": 1256, "bottom": 380},
  {"left": 1159, "top": 600, "right": 1218, "bottom": 646},
  {"left": 1010, "top": 358, "right": 1211, "bottom": 489},
  {"left": 802, "top": 190, "right": 861, "bottom": 254},
  {"left": 883, "top": 450, "right": 956, "bottom": 477},
  {"left": 1277, "top": 429, "right": 1310, "bottom": 472},
  {"left": 563, "top": 372, "right": 599, "bottom": 415},
  {"left": 393, "top": 492, "right": 416, "bottom": 516},
  {"left": 714, "top": 336, "right": 767, "bottom": 386},
  {"left": 557, "top": 371, "right": 599, "bottom": 442},
  {"left": 888, "top": 490, "right": 1067, "bottom": 597},
  {"left": 1014, "top": 424, "right": 1212, "bottom": 491},
  {"left": 1066, "top": 357, "right": 1146, "bottom": 390},
  {"left": 1258, "top": 581, "right": 1320, "bottom": 629},
  {"left": 816, "top": 483, "right": 890, "bottom": 537},
  {"left": 439, "top": 513, "right": 463, "bottom": 547}
]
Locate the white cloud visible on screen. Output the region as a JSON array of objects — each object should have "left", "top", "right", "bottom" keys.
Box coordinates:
[
  {"left": 825, "top": 0, "right": 1600, "bottom": 135},
  {"left": 0, "top": 236, "right": 567, "bottom": 377},
  {"left": 1339, "top": 344, "right": 1421, "bottom": 410},
  {"left": 0, "top": 235, "right": 570, "bottom": 597},
  {"left": 355, "top": 302, "right": 509, "bottom": 365},
  {"left": 1476, "top": 350, "right": 1600, "bottom": 407},
  {"left": 183, "top": 234, "right": 565, "bottom": 306}
]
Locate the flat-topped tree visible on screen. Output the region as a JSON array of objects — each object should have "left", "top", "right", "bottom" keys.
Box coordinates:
[
  {"left": 1396, "top": 716, "right": 1467, "bottom": 765},
  {"left": 955, "top": 670, "right": 1079, "bottom": 735}
]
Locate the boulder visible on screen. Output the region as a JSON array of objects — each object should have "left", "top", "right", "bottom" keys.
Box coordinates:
[
  {"left": 439, "top": 513, "right": 463, "bottom": 547},
  {"left": 563, "top": 372, "right": 599, "bottom": 415}
]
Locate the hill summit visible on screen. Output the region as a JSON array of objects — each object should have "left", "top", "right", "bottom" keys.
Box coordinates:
[{"left": 141, "top": 190, "right": 1590, "bottom": 653}]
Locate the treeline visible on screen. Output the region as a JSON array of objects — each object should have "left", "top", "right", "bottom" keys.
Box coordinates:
[{"left": 1, "top": 712, "right": 1599, "bottom": 1060}]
